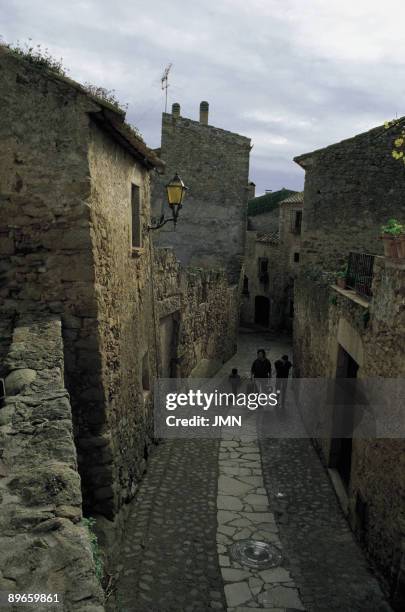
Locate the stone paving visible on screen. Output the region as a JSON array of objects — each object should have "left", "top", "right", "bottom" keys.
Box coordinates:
[
  {"left": 215, "top": 331, "right": 305, "bottom": 611},
  {"left": 115, "top": 330, "right": 392, "bottom": 612},
  {"left": 115, "top": 438, "right": 226, "bottom": 612},
  {"left": 260, "top": 437, "right": 392, "bottom": 612},
  {"left": 217, "top": 436, "right": 305, "bottom": 611}
]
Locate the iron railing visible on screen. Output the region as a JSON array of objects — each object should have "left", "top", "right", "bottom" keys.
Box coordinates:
[{"left": 346, "top": 252, "right": 375, "bottom": 300}]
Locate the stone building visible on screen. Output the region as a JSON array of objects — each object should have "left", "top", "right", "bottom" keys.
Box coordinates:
[
  {"left": 241, "top": 230, "right": 281, "bottom": 328},
  {"left": 154, "top": 249, "right": 239, "bottom": 379},
  {"left": 247, "top": 187, "right": 296, "bottom": 231},
  {"left": 293, "top": 120, "right": 405, "bottom": 609},
  {"left": 0, "top": 45, "right": 167, "bottom": 522},
  {"left": 151, "top": 101, "right": 251, "bottom": 283},
  {"left": 0, "top": 46, "right": 242, "bottom": 602},
  {"left": 240, "top": 191, "right": 303, "bottom": 330}
]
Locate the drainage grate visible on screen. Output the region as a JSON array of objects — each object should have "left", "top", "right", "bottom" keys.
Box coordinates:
[{"left": 230, "top": 539, "right": 283, "bottom": 570}]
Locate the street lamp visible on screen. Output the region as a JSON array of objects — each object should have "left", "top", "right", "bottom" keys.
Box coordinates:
[{"left": 149, "top": 172, "right": 188, "bottom": 230}]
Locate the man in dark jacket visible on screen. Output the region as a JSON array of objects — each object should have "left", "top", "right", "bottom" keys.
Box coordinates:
[
  {"left": 251, "top": 349, "right": 272, "bottom": 392},
  {"left": 275, "top": 354, "right": 292, "bottom": 407},
  {"left": 274, "top": 355, "right": 292, "bottom": 379}
]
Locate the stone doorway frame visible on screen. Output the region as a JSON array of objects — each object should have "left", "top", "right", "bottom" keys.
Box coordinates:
[{"left": 327, "top": 317, "right": 364, "bottom": 513}]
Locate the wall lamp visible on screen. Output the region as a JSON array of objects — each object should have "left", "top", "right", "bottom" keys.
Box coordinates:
[{"left": 148, "top": 173, "right": 188, "bottom": 230}]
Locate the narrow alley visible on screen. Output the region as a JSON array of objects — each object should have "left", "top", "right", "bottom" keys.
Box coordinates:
[
  {"left": 114, "top": 331, "right": 391, "bottom": 612},
  {"left": 1, "top": 12, "right": 405, "bottom": 612}
]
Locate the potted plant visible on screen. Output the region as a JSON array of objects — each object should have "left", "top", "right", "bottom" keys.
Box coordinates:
[
  {"left": 381, "top": 219, "right": 405, "bottom": 259},
  {"left": 336, "top": 265, "right": 348, "bottom": 289}
]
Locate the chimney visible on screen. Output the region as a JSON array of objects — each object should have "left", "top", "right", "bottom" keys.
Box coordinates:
[
  {"left": 199, "top": 101, "right": 209, "bottom": 125},
  {"left": 172, "top": 102, "right": 180, "bottom": 118},
  {"left": 248, "top": 182, "right": 256, "bottom": 199}
]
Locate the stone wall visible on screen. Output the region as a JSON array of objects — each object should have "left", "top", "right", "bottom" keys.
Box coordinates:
[
  {"left": 293, "top": 258, "right": 405, "bottom": 604},
  {"left": 151, "top": 105, "right": 251, "bottom": 283},
  {"left": 0, "top": 49, "right": 242, "bottom": 553},
  {"left": 154, "top": 248, "right": 239, "bottom": 378},
  {"left": 278, "top": 198, "right": 303, "bottom": 274},
  {"left": 0, "top": 315, "right": 13, "bottom": 379},
  {"left": 295, "top": 121, "right": 405, "bottom": 272},
  {"left": 248, "top": 209, "right": 279, "bottom": 233},
  {"left": 0, "top": 314, "right": 103, "bottom": 611},
  {"left": 241, "top": 196, "right": 302, "bottom": 330},
  {"left": 294, "top": 126, "right": 405, "bottom": 604},
  {"left": 86, "top": 121, "right": 157, "bottom": 517},
  {"left": 240, "top": 233, "right": 286, "bottom": 329},
  {"left": 0, "top": 48, "right": 116, "bottom": 517},
  {"left": 0, "top": 49, "right": 165, "bottom": 519}
]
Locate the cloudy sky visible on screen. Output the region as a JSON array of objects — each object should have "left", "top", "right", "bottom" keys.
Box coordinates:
[{"left": 2, "top": 0, "right": 405, "bottom": 194}]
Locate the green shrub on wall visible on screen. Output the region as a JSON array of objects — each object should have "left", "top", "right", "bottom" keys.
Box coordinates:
[{"left": 82, "top": 517, "right": 104, "bottom": 583}]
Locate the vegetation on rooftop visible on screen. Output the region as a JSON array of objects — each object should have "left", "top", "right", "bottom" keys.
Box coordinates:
[
  {"left": 82, "top": 82, "right": 128, "bottom": 113},
  {"left": 3, "top": 38, "right": 67, "bottom": 76},
  {"left": 120, "top": 119, "right": 144, "bottom": 143},
  {"left": 2, "top": 37, "right": 143, "bottom": 140},
  {"left": 248, "top": 188, "right": 297, "bottom": 216}
]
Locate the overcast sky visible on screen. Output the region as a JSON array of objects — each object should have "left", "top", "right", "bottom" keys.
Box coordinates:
[{"left": 2, "top": 0, "right": 405, "bottom": 194}]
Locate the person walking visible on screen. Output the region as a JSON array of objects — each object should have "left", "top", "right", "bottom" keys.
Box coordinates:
[
  {"left": 274, "top": 354, "right": 292, "bottom": 407},
  {"left": 251, "top": 349, "right": 272, "bottom": 392},
  {"left": 229, "top": 368, "right": 242, "bottom": 404}
]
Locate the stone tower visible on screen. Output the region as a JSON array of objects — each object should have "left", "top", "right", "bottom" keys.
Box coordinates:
[{"left": 151, "top": 101, "right": 251, "bottom": 283}]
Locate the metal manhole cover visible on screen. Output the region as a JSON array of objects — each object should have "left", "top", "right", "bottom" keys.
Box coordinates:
[{"left": 230, "top": 539, "right": 282, "bottom": 569}]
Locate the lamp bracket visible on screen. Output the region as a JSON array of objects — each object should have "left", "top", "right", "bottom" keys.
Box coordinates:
[
  {"left": 148, "top": 216, "right": 175, "bottom": 231},
  {"left": 148, "top": 205, "right": 181, "bottom": 231}
]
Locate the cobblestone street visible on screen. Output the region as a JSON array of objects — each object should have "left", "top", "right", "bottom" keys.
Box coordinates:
[
  {"left": 260, "top": 438, "right": 391, "bottom": 612},
  {"left": 115, "top": 331, "right": 392, "bottom": 612},
  {"left": 115, "top": 438, "right": 225, "bottom": 612}
]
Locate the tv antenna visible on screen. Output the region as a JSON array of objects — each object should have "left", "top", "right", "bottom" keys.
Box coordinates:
[{"left": 161, "top": 63, "right": 172, "bottom": 113}]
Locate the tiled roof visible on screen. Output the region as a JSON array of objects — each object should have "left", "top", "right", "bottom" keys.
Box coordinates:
[
  {"left": 248, "top": 188, "right": 297, "bottom": 216},
  {"left": 256, "top": 231, "right": 279, "bottom": 245},
  {"left": 280, "top": 191, "right": 304, "bottom": 205}
]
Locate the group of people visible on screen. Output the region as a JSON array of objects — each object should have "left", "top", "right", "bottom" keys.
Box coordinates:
[{"left": 229, "top": 349, "right": 292, "bottom": 395}]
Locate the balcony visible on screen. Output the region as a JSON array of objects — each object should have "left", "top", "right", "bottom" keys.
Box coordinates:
[{"left": 345, "top": 252, "right": 375, "bottom": 300}]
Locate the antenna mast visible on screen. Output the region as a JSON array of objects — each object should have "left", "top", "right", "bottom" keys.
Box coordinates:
[{"left": 161, "top": 63, "right": 172, "bottom": 113}]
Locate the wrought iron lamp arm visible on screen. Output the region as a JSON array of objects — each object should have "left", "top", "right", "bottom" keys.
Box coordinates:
[
  {"left": 147, "top": 204, "right": 181, "bottom": 231},
  {"left": 148, "top": 216, "right": 176, "bottom": 231}
]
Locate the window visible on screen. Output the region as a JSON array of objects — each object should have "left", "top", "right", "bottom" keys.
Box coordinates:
[
  {"left": 258, "top": 258, "right": 268, "bottom": 274},
  {"left": 293, "top": 252, "right": 300, "bottom": 263},
  {"left": 131, "top": 184, "right": 141, "bottom": 248},
  {"left": 258, "top": 258, "right": 269, "bottom": 284},
  {"left": 292, "top": 210, "right": 302, "bottom": 235},
  {"left": 242, "top": 275, "right": 249, "bottom": 295},
  {"left": 142, "top": 351, "right": 150, "bottom": 392}
]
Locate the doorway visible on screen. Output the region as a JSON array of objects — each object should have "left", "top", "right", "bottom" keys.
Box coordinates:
[
  {"left": 330, "top": 346, "right": 359, "bottom": 489},
  {"left": 159, "top": 314, "right": 179, "bottom": 378},
  {"left": 254, "top": 296, "right": 270, "bottom": 326}
]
